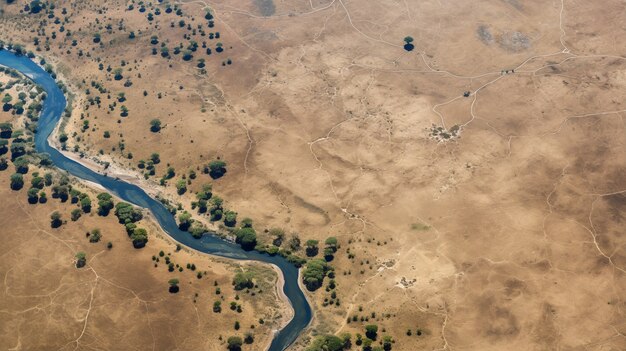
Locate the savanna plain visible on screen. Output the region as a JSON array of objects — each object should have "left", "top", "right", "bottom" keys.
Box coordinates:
[{"left": 0, "top": 0, "right": 625, "bottom": 350}]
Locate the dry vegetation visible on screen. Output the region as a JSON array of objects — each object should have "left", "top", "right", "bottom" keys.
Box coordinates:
[{"left": 1, "top": 0, "right": 626, "bottom": 350}]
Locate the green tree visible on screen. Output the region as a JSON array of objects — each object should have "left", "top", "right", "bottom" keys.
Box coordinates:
[
  {"left": 223, "top": 210, "right": 237, "bottom": 227},
  {"left": 226, "top": 336, "right": 243, "bottom": 351},
  {"left": 31, "top": 175, "right": 44, "bottom": 189},
  {"left": 113, "top": 68, "right": 123, "bottom": 80},
  {"left": 213, "top": 300, "right": 222, "bottom": 313},
  {"left": 50, "top": 211, "right": 62, "bottom": 228},
  {"left": 120, "top": 105, "right": 129, "bottom": 117},
  {"left": 302, "top": 259, "right": 329, "bottom": 291},
  {"left": 27, "top": 187, "right": 39, "bottom": 204},
  {"left": 382, "top": 335, "right": 393, "bottom": 350},
  {"left": 114, "top": 202, "right": 143, "bottom": 224},
  {"left": 306, "top": 334, "right": 344, "bottom": 351},
  {"left": 71, "top": 208, "right": 82, "bottom": 221},
  {"left": 403, "top": 36, "right": 415, "bottom": 51},
  {"left": 208, "top": 160, "right": 227, "bottom": 179},
  {"left": 365, "top": 325, "right": 378, "bottom": 340},
  {"left": 80, "top": 194, "right": 92, "bottom": 213},
  {"left": 89, "top": 229, "right": 102, "bottom": 243},
  {"left": 178, "top": 211, "right": 193, "bottom": 231},
  {"left": 150, "top": 152, "right": 160, "bottom": 164},
  {"left": 244, "top": 332, "right": 254, "bottom": 344},
  {"left": 150, "top": 119, "right": 161, "bottom": 132},
  {"left": 232, "top": 271, "right": 253, "bottom": 290},
  {"left": 13, "top": 156, "right": 29, "bottom": 174},
  {"left": 305, "top": 239, "right": 319, "bottom": 257},
  {"left": 168, "top": 278, "right": 179, "bottom": 293},
  {"left": 10, "top": 173, "right": 23, "bottom": 190},
  {"left": 75, "top": 252, "right": 87, "bottom": 268},
  {"left": 189, "top": 222, "right": 207, "bottom": 239},
  {"left": 131, "top": 227, "right": 148, "bottom": 248},
  {"left": 234, "top": 227, "right": 257, "bottom": 251},
  {"left": 97, "top": 192, "right": 114, "bottom": 216},
  {"left": 176, "top": 179, "right": 187, "bottom": 195},
  {"left": 196, "top": 183, "right": 212, "bottom": 200}
]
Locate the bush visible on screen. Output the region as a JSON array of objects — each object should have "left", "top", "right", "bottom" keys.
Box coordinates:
[{"left": 89, "top": 229, "right": 101, "bottom": 243}]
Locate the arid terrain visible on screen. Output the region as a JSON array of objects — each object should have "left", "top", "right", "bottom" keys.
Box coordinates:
[{"left": 1, "top": 0, "right": 626, "bottom": 350}]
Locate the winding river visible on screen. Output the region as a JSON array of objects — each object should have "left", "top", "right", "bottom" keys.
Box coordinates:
[{"left": 0, "top": 49, "right": 311, "bottom": 351}]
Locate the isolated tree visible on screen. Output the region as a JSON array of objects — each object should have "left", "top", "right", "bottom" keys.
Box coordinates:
[
  {"left": 403, "top": 36, "right": 415, "bottom": 51},
  {"left": 208, "top": 160, "right": 227, "bottom": 179},
  {"left": 10, "top": 173, "right": 23, "bottom": 190},
  {"left": 50, "top": 211, "right": 62, "bottom": 228},
  {"left": 93, "top": 33, "right": 101, "bottom": 43},
  {"left": 89, "top": 229, "right": 102, "bottom": 243},
  {"left": 213, "top": 300, "right": 222, "bottom": 313},
  {"left": 150, "top": 118, "right": 161, "bottom": 132},
  {"left": 168, "top": 278, "right": 180, "bottom": 293},
  {"left": 75, "top": 252, "right": 87, "bottom": 268},
  {"left": 226, "top": 336, "right": 243, "bottom": 351},
  {"left": 120, "top": 105, "right": 129, "bottom": 117},
  {"left": 113, "top": 68, "right": 123, "bottom": 80},
  {"left": 176, "top": 179, "right": 187, "bottom": 195},
  {"left": 244, "top": 332, "right": 254, "bottom": 344}
]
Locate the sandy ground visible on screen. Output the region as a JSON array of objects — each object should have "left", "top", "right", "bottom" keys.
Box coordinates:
[{"left": 1, "top": 0, "right": 626, "bottom": 350}]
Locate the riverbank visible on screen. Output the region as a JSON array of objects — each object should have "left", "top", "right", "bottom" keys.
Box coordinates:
[{"left": 0, "top": 49, "right": 312, "bottom": 351}]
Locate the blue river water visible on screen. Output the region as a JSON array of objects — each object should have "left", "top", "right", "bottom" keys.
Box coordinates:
[{"left": 0, "top": 49, "right": 311, "bottom": 351}]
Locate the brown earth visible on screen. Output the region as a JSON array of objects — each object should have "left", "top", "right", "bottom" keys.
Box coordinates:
[{"left": 1, "top": 0, "right": 626, "bottom": 350}]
